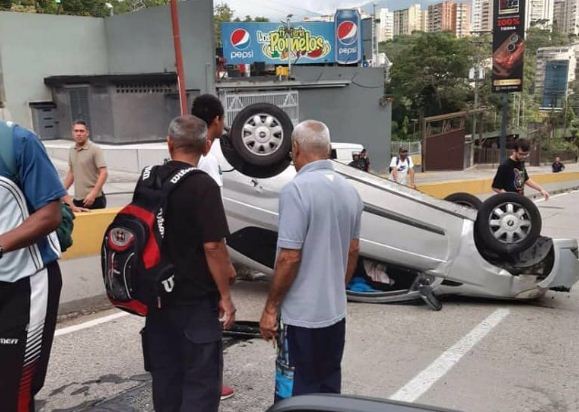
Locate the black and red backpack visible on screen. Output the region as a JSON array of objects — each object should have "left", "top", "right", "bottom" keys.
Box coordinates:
[{"left": 101, "top": 164, "right": 200, "bottom": 316}]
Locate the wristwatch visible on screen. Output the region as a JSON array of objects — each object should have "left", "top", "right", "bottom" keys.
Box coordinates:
[{"left": 0, "top": 245, "right": 4, "bottom": 259}]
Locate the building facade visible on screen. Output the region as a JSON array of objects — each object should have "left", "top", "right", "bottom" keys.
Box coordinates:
[
  {"left": 525, "top": 0, "right": 555, "bottom": 29},
  {"left": 428, "top": 1, "right": 471, "bottom": 36},
  {"left": 535, "top": 46, "right": 577, "bottom": 109},
  {"left": 553, "top": 0, "right": 566, "bottom": 31},
  {"left": 377, "top": 8, "right": 394, "bottom": 41},
  {"left": 455, "top": 3, "right": 471, "bottom": 37},
  {"left": 471, "top": 0, "right": 493, "bottom": 33},
  {"left": 393, "top": 4, "right": 426, "bottom": 36}
]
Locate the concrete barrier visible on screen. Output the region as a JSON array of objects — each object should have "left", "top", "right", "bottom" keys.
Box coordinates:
[
  {"left": 45, "top": 141, "right": 169, "bottom": 175},
  {"left": 416, "top": 171, "right": 579, "bottom": 198}
]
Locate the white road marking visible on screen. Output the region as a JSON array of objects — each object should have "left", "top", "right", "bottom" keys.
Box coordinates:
[
  {"left": 535, "top": 190, "right": 578, "bottom": 203},
  {"left": 55, "top": 312, "right": 129, "bottom": 337},
  {"left": 390, "top": 308, "right": 510, "bottom": 403}
]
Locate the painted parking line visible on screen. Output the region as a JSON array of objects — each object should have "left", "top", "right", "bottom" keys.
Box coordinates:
[
  {"left": 389, "top": 308, "right": 510, "bottom": 403},
  {"left": 55, "top": 312, "right": 129, "bottom": 337}
]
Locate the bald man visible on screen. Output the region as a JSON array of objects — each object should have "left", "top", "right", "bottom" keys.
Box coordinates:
[{"left": 259, "top": 120, "right": 363, "bottom": 402}]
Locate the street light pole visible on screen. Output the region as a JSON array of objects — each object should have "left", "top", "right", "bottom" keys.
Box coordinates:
[
  {"left": 170, "top": 0, "right": 188, "bottom": 115},
  {"left": 286, "top": 14, "right": 293, "bottom": 80}
]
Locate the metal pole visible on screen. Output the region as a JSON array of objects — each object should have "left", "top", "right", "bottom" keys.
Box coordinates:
[
  {"left": 472, "top": 73, "right": 478, "bottom": 141},
  {"left": 500, "top": 93, "right": 508, "bottom": 163},
  {"left": 170, "top": 0, "right": 187, "bottom": 115},
  {"left": 372, "top": 3, "right": 378, "bottom": 65},
  {"left": 286, "top": 15, "right": 292, "bottom": 79}
]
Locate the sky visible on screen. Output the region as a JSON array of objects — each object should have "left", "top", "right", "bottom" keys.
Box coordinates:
[{"left": 220, "top": 0, "right": 442, "bottom": 20}]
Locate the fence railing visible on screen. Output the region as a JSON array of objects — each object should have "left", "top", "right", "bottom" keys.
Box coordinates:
[
  {"left": 391, "top": 141, "right": 422, "bottom": 155},
  {"left": 218, "top": 91, "right": 299, "bottom": 127}
]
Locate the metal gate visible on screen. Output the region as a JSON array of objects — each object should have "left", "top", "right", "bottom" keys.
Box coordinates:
[
  {"left": 218, "top": 91, "right": 299, "bottom": 127},
  {"left": 68, "top": 86, "right": 91, "bottom": 128}
]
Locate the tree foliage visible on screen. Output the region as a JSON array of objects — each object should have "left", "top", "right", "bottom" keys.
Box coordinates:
[
  {"left": 381, "top": 28, "right": 579, "bottom": 141},
  {"left": 382, "top": 32, "right": 475, "bottom": 138},
  {"left": 214, "top": 3, "right": 268, "bottom": 46}
]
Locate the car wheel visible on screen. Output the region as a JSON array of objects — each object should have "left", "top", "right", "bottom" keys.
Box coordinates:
[
  {"left": 475, "top": 193, "right": 541, "bottom": 255},
  {"left": 444, "top": 192, "right": 483, "bottom": 210},
  {"left": 219, "top": 133, "right": 291, "bottom": 179},
  {"left": 230, "top": 103, "right": 293, "bottom": 167}
]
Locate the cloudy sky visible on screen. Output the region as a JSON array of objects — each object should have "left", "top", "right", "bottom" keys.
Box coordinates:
[{"left": 221, "top": 0, "right": 442, "bottom": 20}]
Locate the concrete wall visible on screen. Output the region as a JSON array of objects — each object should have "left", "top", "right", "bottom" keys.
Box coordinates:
[
  {"left": 293, "top": 66, "right": 392, "bottom": 173},
  {"left": 0, "top": 0, "right": 215, "bottom": 132},
  {"left": 105, "top": 0, "right": 215, "bottom": 93},
  {"left": 0, "top": 12, "right": 108, "bottom": 128}
]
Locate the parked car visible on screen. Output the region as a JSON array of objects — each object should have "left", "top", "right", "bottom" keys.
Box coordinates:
[{"left": 218, "top": 103, "right": 579, "bottom": 309}]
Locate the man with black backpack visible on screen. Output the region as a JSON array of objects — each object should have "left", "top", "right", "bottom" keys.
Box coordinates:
[
  {"left": 141, "top": 115, "right": 237, "bottom": 412},
  {"left": 0, "top": 120, "right": 66, "bottom": 412}
]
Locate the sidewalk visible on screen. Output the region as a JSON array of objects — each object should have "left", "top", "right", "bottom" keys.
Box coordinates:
[{"left": 414, "top": 162, "right": 579, "bottom": 184}]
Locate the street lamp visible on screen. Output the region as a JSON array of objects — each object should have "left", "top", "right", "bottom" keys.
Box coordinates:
[{"left": 286, "top": 14, "right": 293, "bottom": 79}]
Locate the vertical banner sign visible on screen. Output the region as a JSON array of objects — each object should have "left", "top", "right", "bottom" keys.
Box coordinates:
[
  {"left": 334, "top": 9, "right": 362, "bottom": 65},
  {"left": 492, "top": 0, "right": 525, "bottom": 92}
]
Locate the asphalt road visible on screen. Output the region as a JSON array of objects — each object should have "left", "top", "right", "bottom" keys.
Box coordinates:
[{"left": 36, "top": 190, "right": 579, "bottom": 412}]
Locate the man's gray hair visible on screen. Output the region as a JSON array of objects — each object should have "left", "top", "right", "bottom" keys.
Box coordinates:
[
  {"left": 292, "top": 120, "right": 331, "bottom": 156},
  {"left": 168, "top": 114, "right": 207, "bottom": 153}
]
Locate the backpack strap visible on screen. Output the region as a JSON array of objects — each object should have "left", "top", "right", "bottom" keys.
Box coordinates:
[
  {"left": 0, "top": 121, "right": 17, "bottom": 181},
  {"left": 160, "top": 165, "right": 200, "bottom": 198}
]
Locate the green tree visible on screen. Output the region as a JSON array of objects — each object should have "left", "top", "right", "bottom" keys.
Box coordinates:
[
  {"left": 383, "top": 32, "right": 474, "bottom": 129},
  {"left": 0, "top": 0, "right": 12, "bottom": 11},
  {"left": 214, "top": 3, "right": 234, "bottom": 47}
]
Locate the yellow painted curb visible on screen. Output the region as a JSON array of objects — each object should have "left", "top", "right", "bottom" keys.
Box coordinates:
[
  {"left": 63, "top": 208, "right": 121, "bottom": 260},
  {"left": 417, "top": 171, "right": 579, "bottom": 199}
]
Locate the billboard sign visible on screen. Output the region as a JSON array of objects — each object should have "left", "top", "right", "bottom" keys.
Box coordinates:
[
  {"left": 222, "top": 22, "right": 335, "bottom": 65},
  {"left": 492, "top": 0, "right": 526, "bottom": 92},
  {"left": 334, "top": 9, "right": 362, "bottom": 65},
  {"left": 541, "top": 60, "right": 569, "bottom": 109}
]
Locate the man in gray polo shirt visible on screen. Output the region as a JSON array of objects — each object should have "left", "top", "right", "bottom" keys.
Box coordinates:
[{"left": 260, "top": 120, "right": 363, "bottom": 402}]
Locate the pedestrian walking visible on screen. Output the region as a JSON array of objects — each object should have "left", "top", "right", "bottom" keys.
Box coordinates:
[
  {"left": 141, "top": 115, "right": 237, "bottom": 412},
  {"left": 63, "top": 120, "right": 108, "bottom": 211},
  {"left": 389, "top": 147, "right": 415, "bottom": 188},
  {"left": 0, "top": 120, "right": 66, "bottom": 412},
  {"left": 492, "top": 138, "right": 549, "bottom": 200},
  {"left": 259, "top": 120, "right": 363, "bottom": 402}
]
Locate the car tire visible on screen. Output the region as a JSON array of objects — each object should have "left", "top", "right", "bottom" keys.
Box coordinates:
[
  {"left": 230, "top": 103, "right": 293, "bottom": 167},
  {"left": 219, "top": 133, "right": 291, "bottom": 179},
  {"left": 444, "top": 192, "right": 483, "bottom": 210},
  {"left": 475, "top": 193, "right": 542, "bottom": 255}
]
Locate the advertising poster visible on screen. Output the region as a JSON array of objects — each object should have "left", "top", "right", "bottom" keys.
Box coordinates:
[
  {"left": 492, "top": 0, "right": 526, "bottom": 92},
  {"left": 221, "top": 22, "right": 335, "bottom": 65}
]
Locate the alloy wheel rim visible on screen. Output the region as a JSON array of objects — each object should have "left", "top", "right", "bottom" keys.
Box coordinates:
[
  {"left": 488, "top": 201, "right": 532, "bottom": 244},
  {"left": 241, "top": 113, "right": 284, "bottom": 156}
]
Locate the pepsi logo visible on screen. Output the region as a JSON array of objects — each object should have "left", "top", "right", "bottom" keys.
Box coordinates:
[
  {"left": 230, "top": 28, "right": 251, "bottom": 50},
  {"left": 337, "top": 21, "right": 358, "bottom": 46}
]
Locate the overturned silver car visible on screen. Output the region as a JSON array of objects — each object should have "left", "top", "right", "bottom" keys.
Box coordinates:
[{"left": 216, "top": 103, "right": 579, "bottom": 309}]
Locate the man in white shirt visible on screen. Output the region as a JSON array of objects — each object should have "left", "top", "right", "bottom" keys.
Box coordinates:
[
  {"left": 192, "top": 95, "right": 224, "bottom": 188},
  {"left": 389, "top": 147, "right": 415, "bottom": 188},
  {"left": 191, "top": 94, "right": 235, "bottom": 401}
]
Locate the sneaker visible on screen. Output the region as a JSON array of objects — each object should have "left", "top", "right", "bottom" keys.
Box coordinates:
[{"left": 220, "top": 385, "right": 235, "bottom": 401}]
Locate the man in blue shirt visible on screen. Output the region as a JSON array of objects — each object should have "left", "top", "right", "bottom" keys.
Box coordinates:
[
  {"left": 260, "top": 120, "right": 363, "bottom": 401},
  {"left": 0, "top": 121, "right": 66, "bottom": 412}
]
